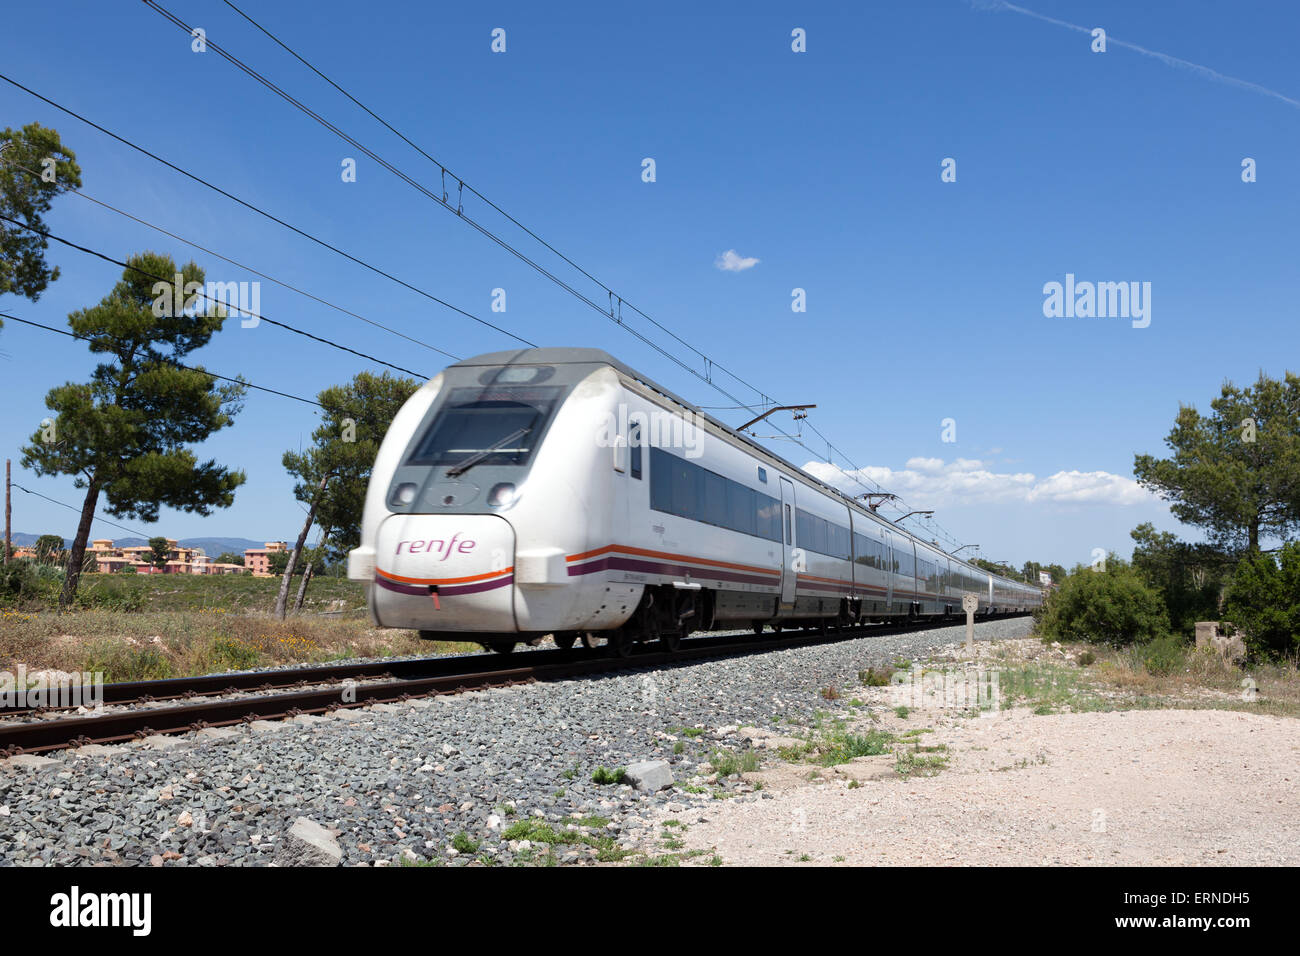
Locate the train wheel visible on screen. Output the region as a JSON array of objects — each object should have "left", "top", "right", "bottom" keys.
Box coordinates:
[
  {"left": 581, "top": 632, "right": 604, "bottom": 650},
  {"left": 487, "top": 641, "right": 516, "bottom": 654},
  {"left": 660, "top": 629, "right": 682, "bottom": 653},
  {"left": 612, "top": 633, "right": 636, "bottom": 658},
  {"left": 554, "top": 633, "right": 576, "bottom": 651},
  {"left": 752, "top": 622, "right": 764, "bottom": 636}
]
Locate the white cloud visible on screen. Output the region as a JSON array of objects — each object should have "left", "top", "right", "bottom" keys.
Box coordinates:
[
  {"left": 714, "top": 249, "right": 760, "bottom": 272},
  {"left": 804, "top": 457, "right": 1154, "bottom": 508}
]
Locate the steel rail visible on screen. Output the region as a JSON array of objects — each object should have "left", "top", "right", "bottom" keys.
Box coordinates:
[{"left": 0, "top": 615, "right": 1030, "bottom": 755}]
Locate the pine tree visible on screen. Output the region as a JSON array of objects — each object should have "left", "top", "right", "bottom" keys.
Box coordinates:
[{"left": 20, "top": 252, "right": 247, "bottom": 608}]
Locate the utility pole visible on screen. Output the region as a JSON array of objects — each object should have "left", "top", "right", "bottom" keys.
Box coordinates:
[{"left": 4, "top": 459, "right": 10, "bottom": 566}]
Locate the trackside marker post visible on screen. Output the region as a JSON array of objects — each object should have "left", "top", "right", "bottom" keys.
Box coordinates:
[{"left": 962, "top": 592, "right": 978, "bottom": 652}]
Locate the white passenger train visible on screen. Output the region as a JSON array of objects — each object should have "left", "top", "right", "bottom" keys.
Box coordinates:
[{"left": 348, "top": 349, "right": 1043, "bottom": 654}]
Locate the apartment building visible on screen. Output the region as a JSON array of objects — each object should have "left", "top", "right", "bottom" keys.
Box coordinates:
[{"left": 243, "top": 542, "right": 288, "bottom": 577}]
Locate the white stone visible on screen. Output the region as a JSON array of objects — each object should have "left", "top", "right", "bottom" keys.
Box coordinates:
[
  {"left": 624, "top": 759, "right": 674, "bottom": 792},
  {"left": 273, "top": 817, "right": 343, "bottom": 867}
]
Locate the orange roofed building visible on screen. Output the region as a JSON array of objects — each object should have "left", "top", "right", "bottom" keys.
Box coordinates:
[{"left": 243, "top": 542, "right": 288, "bottom": 577}]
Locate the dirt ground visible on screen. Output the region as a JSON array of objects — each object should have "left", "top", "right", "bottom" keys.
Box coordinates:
[{"left": 651, "top": 642, "right": 1300, "bottom": 866}]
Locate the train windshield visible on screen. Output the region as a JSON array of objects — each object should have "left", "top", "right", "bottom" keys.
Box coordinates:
[{"left": 405, "top": 385, "right": 565, "bottom": 471}]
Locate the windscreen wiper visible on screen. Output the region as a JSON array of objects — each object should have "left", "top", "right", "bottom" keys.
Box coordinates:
[{"left": 446, "top": 426, "right": 531, "bottom": 478}]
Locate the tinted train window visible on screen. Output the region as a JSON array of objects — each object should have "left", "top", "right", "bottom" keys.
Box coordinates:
[
  {"left": 406, "top": 385, "right": 563, "bottom": 469},
  {"left": 630, "top": 424, "right": 642, "bottom": 479},
  {"left": 649, "top": 447, "right": 780, "bottom": 542},
  {"left": 795, "top": 508, "right": 851, "bottom": 560},
  {"left": 727, "top": 482, "right": 758, "bottom": 536},
  {"left": 853, "top": 532, "right": 886, "bottom": 569}
]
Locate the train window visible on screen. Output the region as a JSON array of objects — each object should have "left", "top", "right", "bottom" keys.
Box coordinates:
[
  {"left": 703, "top": 471, "right": 727, "bottom": 523},
  {"left": 406, "top": 385, "right": 563, "bottom": 470},
  {"left": 784, "top": 504, "right": 792, "bottom": 544},
  {"left": 629, "top": 423, "right": 642, "bottom": 480},
  {"left": 669, "top": 456, "right": 701, "bottom": 522},
  {"left": 649, "top": 447, "right": 781, "bottom": 542},
  {"left": 795, "top": 510, "right": 814, "bottom": 552},
  {"left": 758, "top": 467, "right": 767, "bottom": 483},
  {"left": 727, "top": 482, "right": 756, "bottom": 536}
]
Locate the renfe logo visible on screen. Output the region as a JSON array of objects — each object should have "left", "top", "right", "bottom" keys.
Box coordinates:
[{"left": 396, "top": 533, "right": 476, "bottom": 561}]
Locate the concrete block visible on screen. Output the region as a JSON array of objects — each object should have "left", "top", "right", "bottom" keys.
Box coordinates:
[
  {"left": 1195, "top": 622, "right": 1247, "bottom": 663},
  {"left": 196, "top": 727, "right": 240, "bottom": 741},
  {"left": 247, "top": 720, "right": 289, "bottom": 733},
  {"left": 625, "top": 759, "right": 674, "bottom": 792},
  {"left": 273, "top": 816, "right": 343, "bottom": 867},
  {"left": 4, "top": 753, "right": 61, "bottom": 771}
]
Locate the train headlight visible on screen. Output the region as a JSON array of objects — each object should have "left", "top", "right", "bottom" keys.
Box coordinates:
[
  {"left": 391, "top": 482, "right": 418, "bottom": 507},
  {"left": 487, "top": 482, "right": 517, "bottom": 507}
]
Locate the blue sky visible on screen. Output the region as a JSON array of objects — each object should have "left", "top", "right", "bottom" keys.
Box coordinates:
[{"left": 2, "top": 0, "right": 1297, "bottom": 567}]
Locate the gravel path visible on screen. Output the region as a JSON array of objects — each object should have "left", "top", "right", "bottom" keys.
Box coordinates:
[
  {"left": 654, "top": 707, "right": 1300, "bottom": 866},
  {"left": 0, "top": 616, "right": 1046, "bottom": 866}
]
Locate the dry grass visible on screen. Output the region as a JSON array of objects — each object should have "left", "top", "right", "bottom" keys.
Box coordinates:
[
  {"left": 0, "top": 608, "right": 477, "bottom": 683},
  {"left": 942, "top": 637, "right": 1300, "bottom": 719}
]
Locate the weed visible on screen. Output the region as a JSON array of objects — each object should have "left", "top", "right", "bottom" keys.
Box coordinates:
[
  {"left": 859, "top": 667, "right": 893, "bottom": 687},
  {"left": 592, "top": 766, "right": 627, "bottom": 785}
]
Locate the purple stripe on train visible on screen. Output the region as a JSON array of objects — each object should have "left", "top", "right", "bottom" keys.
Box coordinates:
[{"left": 374, "top": 573, "right": 513, "bottom": 597}]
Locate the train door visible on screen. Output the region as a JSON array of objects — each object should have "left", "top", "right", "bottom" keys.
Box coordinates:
[
  {"left": 882, "top": 526, "right": 894, "bottom": 610},
  {"left": 619, "top": 418, "right": 643, "bottom": 549},
  {"left": 778, "top": 477, "right": 797, "bottom": 607}
]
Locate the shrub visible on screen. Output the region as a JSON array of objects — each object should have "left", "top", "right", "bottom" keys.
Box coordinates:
[
  {"left": 79, "top": 640, "right": 174, "bottom": 683},
  {"left": 0, "top": 559, "right": 62, "bottom": 606},
  {"left": 1222, "top": 543, "right": 1300, "bottom": 661},
  {"left": 591, "top": 766, "right": 626, "bottom": 785},
  {"left": 76, "top": 580, "right": 145, "bottom": 613},
  {"left": 1036, "top": 560, "right": 1169, "bottom": 647},
  {"left": 858, "top": 667, "right": 892, "bottom": 687},
  {"left": 1135, "top": 633, "right": 1188, "bottom": 675}
]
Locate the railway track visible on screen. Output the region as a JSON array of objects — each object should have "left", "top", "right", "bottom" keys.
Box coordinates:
[{"left": 0, "top": 614, "right": 1030, "bottom": 756}]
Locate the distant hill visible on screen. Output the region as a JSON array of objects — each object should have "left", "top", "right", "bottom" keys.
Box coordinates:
[{"left": 8, "top": 534, "right": 277, "bottom": 556}]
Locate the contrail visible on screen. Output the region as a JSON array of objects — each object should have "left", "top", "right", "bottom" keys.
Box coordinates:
[{"left": 976, "top": 0, "right": 1300, "bottom": 110}]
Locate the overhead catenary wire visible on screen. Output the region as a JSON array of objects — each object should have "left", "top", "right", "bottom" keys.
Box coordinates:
[
  {"left": 0, "top": 214, "right": 430, "bottom": 379},
  {"left": 137, "top": 5, "right": 931, "bottom": 523},
  {"left": 217, "top": 0, "right": 731, "bottom": 373},
  {"left": 2, "top": 310, "right": 417, "bottom": 436},
  {"left": 0, "top": 311, "right": 322, "bottom": 407},
  {"left": 140, "top": 1, "right": 773, "bottom": 408},
  {"left": 10, "top": 483, "right": 150, "bottom": 539},
  {"left": 0, "top": 72, "right": 533, "bottom": 349},
  {"left": 0, "top": 156, "right": 460, "bottom": 362},
  {"left": 2, "top": 54, "right": 958, "bottom": 546},
  {"left": 134, "top": 9, "right": 908, "bottom": 516},
  {"left": 0, "top": 67, "right": 886, "bottom": 515}
]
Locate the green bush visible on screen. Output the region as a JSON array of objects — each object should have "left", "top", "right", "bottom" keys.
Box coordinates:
[
  {"left": 0, "top": 559, "right": 62, "bottom": 605},
  {"left": 79, "top": 640, "right": 174, "bottom": 683},
  {"left": 1134, "top": 633, "right": 1188, "bottom": 675},
  {"left": 591, "top": 766, "right": 626, "bottom": 785},
  {"left": 1037, "top": 560, "right": 1170, "bottom": 647},
  {"left": 76, "top": 580, "right": 146, "bottom": 613},
  {"left": 1222, "top": 543, "right": 1300, "bottom": 661}
]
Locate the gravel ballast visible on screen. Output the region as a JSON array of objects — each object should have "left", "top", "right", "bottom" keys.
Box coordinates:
[{"left": 1, "top": 617, "right": 1037, "bottom": 866}]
